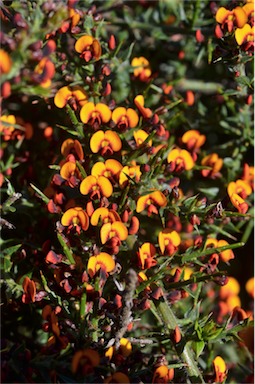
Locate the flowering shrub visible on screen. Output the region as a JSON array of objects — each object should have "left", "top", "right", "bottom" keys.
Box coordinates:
[{"left": 1, "top": 0, "right": 254, "bottom": 383}]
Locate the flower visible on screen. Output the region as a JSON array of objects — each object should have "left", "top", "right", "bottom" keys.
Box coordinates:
[
  {"left": 71, "top": 349, "right": 100, "bottom": 374},
  {"left": 213, "top": 356, "right": 227, "bottom": 383},
  {"left": 90, "top": 207, "right": 121, "bottom": 226},
  {"left": 34, "top": 57, "right": 55, "bottom": 88},
  {"left": 100, "top": 221, "right": 128, "bottom": 244},
  {"left": 0, "top": 114, "right": 16, "bottom": 141},
  {"left": 167, "top": 148, "right": 194, "bottom": 172},
  {"left": 201, "top": 153, "right": 223, "bottom": 178},
  {"left": 0, "top": 49, "right": 12, "bottom": 74},
  {"left": 61, "top": 138, "right": 84, "bottom": 160},
  {"left": 54, "top": 85, "right": 88, "bottom": 109},
  {"left": 75, "top": 35, "right": 101, "bottom": 62},
  {"left": 87, "top": 252, "right": 115, "bottom": 278},
  {"left": 242, "top": 163, "right": 254, "bottom": 190},
  {"left": 245, "top": 277, "right": 254, "bottom": 298},
  {"left": 133, "top": 129, "right": 152, "bottom": 147},
  {"left": 131, "top": 56, "right": 152, "bottom": 81},
  {"left": 134, "top": 95, "right": 153, "bottom": 119},
  {"left": 229, "top": 193, "right": 249, "bottom": 214},
  {"left": 119, "top": 164, "right": 142, "bottom": 187},
  {"left": 136, "top": 190, "right": 167, "bottom": 216},
  {"left": 152, "top": 365, "right": 174, "bottom": 384},
  {"left": 22, "top": 277, "right": 36, "bottom": 304},
  {"left": 205, "top": 238, "right": 234, "bottom": 263},
  {"left": 91, "top": 159, "right": 123, "bottom": 181},
  {"left": 104, "top": 372, "right": 130, "bottom": 384},
  {"left": 181, "top": 130, "right": 206, "bottom": 152},
  {"left": 227, "top": 179, "right": 252, "bottom": 200},
  {"left": 216, "top": 6, "right": 247, "bottom": 33},
  {"left": 61, "top": 207, "right": 89, "bottom": 234},
  {"left": 60, "top": 160, "right": 81, "bottom": 187},
  {"left": 90, "top": 130, "right": 122, "bottom": 155},
  {"left": 80, "top": 175, "right": 113, "bottom": 200},
  {"left": 243, "top": 2, "right": 254, "bottom": 25},
  {"left": 105, "top": 338, "right": 132, "bottom": 359},
  {"left": 158, "top": 229, "right": 181, "bottom": 256},
  {"left": 137, "top": 242, "right": 157, "bottom": 269},
  {"left": 235, "top": 24, "right": 254, "bottom": 47},
  {"left": 112, "top": 107, "right": 139, "bottom": 131},
  {"left": 80, "top": 102, "right": 112, "bottom": 127}
]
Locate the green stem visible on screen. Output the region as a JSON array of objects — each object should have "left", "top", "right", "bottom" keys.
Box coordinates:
[{"left": 153, "top": 297, "right": 205, "bottom": 384}]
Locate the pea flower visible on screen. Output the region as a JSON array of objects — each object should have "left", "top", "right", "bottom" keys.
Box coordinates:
[
  {"left": 216, "top": 6, "right": 247, "bottom": 33},
  {"left": 205, "top": 238, "right": 234, "bottom": 263},
  {"left": 80, "top": 102, "right": 112, "bottom": 128},
  {"left": 158, "top": 229, "right": 181, "bottom": 256},
  {"left": 213, "top": 356, "right": 227, "bottom": 383},
  {"left": 34, "top": 57, "right": 55, "bottom": 88},
  {"left": 134, "top": 95, "right": 153, "bottom": 119},
  {"left": 136, "top": 190, "right": 167, "bottom": 216},
  {"left": 105, "top": 337, "right": 132, "bottom": 359},
  {"left": 80, "top": 175, "right": 113, "bottom": 200},
  {"left": 90, "top": 130, "right": 122, "bottom": 156},
  {"left": 201, "top": 153, "right": 223, "bottom": 178},
  {"left": 235, "top": 24, "right": 254, "bottom": 47},
  {"left": 227, "top": 179, "right": 252, "bottom": 214},
  {"left": 75, "top": 35, "right": 101, "bottom": 62},
  {"left": 90, "top": 207, "right": 121, "bottom": 226},
  {"left": 112, "top": 107, "right": 139, "bottom": 131},
  {"left": 61, "top": 207, "right": 89, "bottom": 234},
  {"left": 87, "top": 252, "right": 115, "bottom": 278},
  {"left": 167, "top": 148, "right": 195, "bottom": 172},
  {"left": 60, "top": 160, "right": 81, "bottom": 187},
  {"left": 133, "top": 129, "right": 152, "bottom": 147},
  {"left": 100, "top": 221, "right": 128, "bottom": 245},
  {"left": 91, "top": 159, "right": 123, "bottom": 182},
  {"left": 137, "top": 242, "right": 157, "bottom": 269},
  {"left": 72, "top": 348, "right": 100, "bottom": 374},
  {"left": 119, "top": 164, "right": 142, "bottom": 187},
  {"left": 181, "top": 129, "right": 206, "bottom": 152},
  {"left": 61, "top": 138, "right": 84, "bottom": 160},
  {"left": 152, "top": 365, "right": 174, "bottom": 384},
  {"left": 54, "top": 85, "right": 88, "bottom": 109},
  {"left": 131, "top": 56, "right": 151, "bottom": 81}
]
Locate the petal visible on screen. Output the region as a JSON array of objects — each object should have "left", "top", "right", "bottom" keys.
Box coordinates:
[
  {"left": 150, "top": 191, "right": 167, "bottom": 207},
  {"left": 234, "top": 7, "right": 248, "bottom": 28},
  {"left": 77, "top": 210, "right": 89, "bottom": 230},
  {"left": 97, "top": 176, "right": 113, "bottom": 197},
  {"left": 134, "top": 95, "right": 152, "bottom": 118},
  {"left": 218, "top": 240, "right": 234, "bottom": 262},
  {"left": 235, "top": 24, "right": 251, "bottom": 45},
  {"left": 141, "top": 242, "right": 156, "bottom": 257},
  {"left": 91, "top": 162, "right": 106, "bottom": 177},
  {"left": 104, "top": 131, "right": 122, "bottom": 151},
  {"left": 80, "top": 102, "right": 96, "bottom": 124},
  {"left": 136, "top": 194, "right": 149, "bottom": 213},
  {"left": 90, "top": 130, "right": 105, "bottom": 153},
  {"left": 75, "top": 35, "right": 94, "bottom": 53},
  {"left": 126, "top": 108, "right": 139, "bottom": 128},
  {"left": 92, "top": 39, "right": 102, "bottom": 60},
  {"left": 112, "top": 107, "right": 127, "bottom": 124},
  {"left": 61, "top": 208, "right": 77, "bottom": 226},
  {"left": 167, "top": 148, "right": 179, "bottom": 163},
  {"left": 80, "top": 175, "right": 97, "bottom": 195},
  {"left": 96, "top": 252, "right": 115, "bottom": 273},
  {"left": 112, "top": 221, "right": 128, "bottom": 241},
  {"left": 96, "top": 103, "right": 112, "bottom": 123},
  {"left": 215, "top": 7, "right": 229, "bottom": 24},
  {"left": 91, "top": 207, "right": 109, "bottom": 226},
  {"left": 133, "top": 129, "right": 152, "bottom": 147},
  {"left": 54, "top": 86, "right": 72, "bottom": 108},
  {"left": 60, "top": 161, "right": 76, "bottom": 180},
  {"left": 180, "top": 149, "right": 195, "bottom": 170},
  {"left": 100, "top": 222, "right": 112, "bottom": 244},
  {"left": 72, "top": 86, "right": 88, "bottom": 106},
  {"left": 87, "top": 255, "right": 97, "bottom": 277},
  {"left": 105, "top": 159, "right": 123, "bottom": 176}
]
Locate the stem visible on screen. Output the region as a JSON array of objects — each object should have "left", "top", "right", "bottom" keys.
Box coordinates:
[{"left": 153, "top": 296, "right": 205, "bottom": 384}]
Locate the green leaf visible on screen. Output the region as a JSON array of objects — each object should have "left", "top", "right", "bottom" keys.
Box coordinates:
[
  {"left": 192, "top": 340, "right": 205, "bottom": 358},
  {"left": 30, "top": 183, "right": 50, "bottom": 204},
  {"left": 57, "top": 233, "right": 76, "bottom": 265}
]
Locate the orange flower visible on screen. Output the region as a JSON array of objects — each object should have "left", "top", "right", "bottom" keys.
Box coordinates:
[
  {"left": 119, "top": 164, "right": 142, "bottom": 187},
  {"left": 104, "top": 372, "right": 130, "bottom": 384},
  {"left": 91, "top": 159, "right": 123, "bottom": 181},
  {"left": 105, "top": 337, "right": 132, "bottom": 359},
  {"left": 87, "top": 252, "right": 115, "bottom": 278},
  {"left": 75, "top": 35, "right": 101, "bottom": 62},
  {"left": 112, "top": 107, "right": 139, "bottom": 131},
  {"left": 216, "top": 6, "right": 247, "bottom": 33},
  {"left": 158, "top": 229, "right": 181, "bottom": 256},
  {"left": 181, "top": 130, "right": 206, "bottom": 152},
  {"left": 227, "top": 179, "right": 252, "bottom": 200},
  {"left": 235, "top": 24, "right": 254, "bottom": 46},
  {"left": 61, "top": 207, "right": 89, "bottom": 233},
  {"left": 134, "top": 95, "right": 153, "bottom": 119},
  {"left": 229, "top": 193, "right": 249, "bottom": 214},
  {"left": 0, "top": 114, "right": 15, "bottom": 141},
  {"left": 167, "top": 148, "right": 194, "bottom": 172},
  {"left": 60, "top": 160, "right": 81, "bottom": 187},
  {"left": 80, "top": 175, "right": 113, "bottom": 200},
  {"left": 100, "top": 221, "right": 128, "bottom": 244},
  {"left": 137, "top": 242, "right": 157, "bottom": 269},
  {"left": 152, "top": 366, "right": 174, "bottom": 384},
  {"left": 22, "top": 277, "right": 36, "bottom": 304},
  {"left": 90, "top": 207, "right": 121, "bottom": 226},
  {"left": 72, "top": 349, "right": 100, "bottom": 374},
  {"left": 242, "top": 163, "right": 254, "bottom": 190},
  {"left": 201, "top": 153, "right": 223, "bottom": 178},
  {"left": 213, "top": 356, "right": 227, "bottom": 383},
  {"left": 245, "top": 277, "right": 254, "bottom": 298},
  {"left": 0, "top": 49, "right": 12, "bottom": 74},
  {"left": 243, "top": 2, "right": 254, "bottom": 24},
  {"left": 205, "top": 238, "right": 234, "bottom": 263},
  {"left": 54, "top": 85, "right": 88, "bottom": 109},
  {"left": 34, "top": 57, "right": 55, "bottom": 88},
  {"left": 61, "top": 138, "right": 84, "bottom": 160},
  {"left": 133, "top": 129, "right": 152, "bottom": 147},
  {"left": 131, "top": 56, "right": 151, "bottom": 81},
  {"left": 136, "top": 191, "right": 167, "bottom": 216},
  {"left": 80, "top": 102, "right": 111, "bottom": 127},
  {"left": 90, "top": 130, "right": 122, "bottom": 155}
]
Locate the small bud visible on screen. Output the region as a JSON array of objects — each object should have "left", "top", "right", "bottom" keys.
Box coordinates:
[
  {"left": 108, "top": 34, "right": 116, "bottom": 50},
  {"left": 172, "top": 326, "right": 182, "bottom": 343},
  {"left": 215, "top": 24, "right": 223, "bottom": 39},
  {"left": 196, "top": 29, "right": 205, "bottom": 43},
  {"left": 190, "top": 214, "right": 200, "bottom": 226}
]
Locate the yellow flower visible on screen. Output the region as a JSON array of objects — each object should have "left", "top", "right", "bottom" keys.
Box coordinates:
[
  {"left": 136, "top": 191, "right": 167, "bottom": 216},
  {"left": 87, "top": 252, "right": 115, "bottom": 278},
  {"left": 131, "top": 56, "right": 151, "bottom": 81},
  {"left": 158, "top": 229, "right": 181, "bottom": 256},
  {"left": 75, "top": 35, "right": 101, "bottom": 62},
  {"left": 235, "top": 23, "right": 254, "bottom": 45},
  {"left": 213, "top": 356, "right": 227, "bottom": 383},
  {"left": 80, "top": 175, "right": 113, "bottom": 200},
  {"left": 112, "top": 107, "right": 139, "bottom": 131},
  {"left": 167, "top": 148, "right": 194, "bottom": 172},
  {"left": 90, "top": 130, "right": 122, "bottom": 155},
  {"left": 80, "top": 102, "right": 111, "bottom": 127},
  {"left": 54, "top": 86, "right": 87, "bottom": 109}
]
